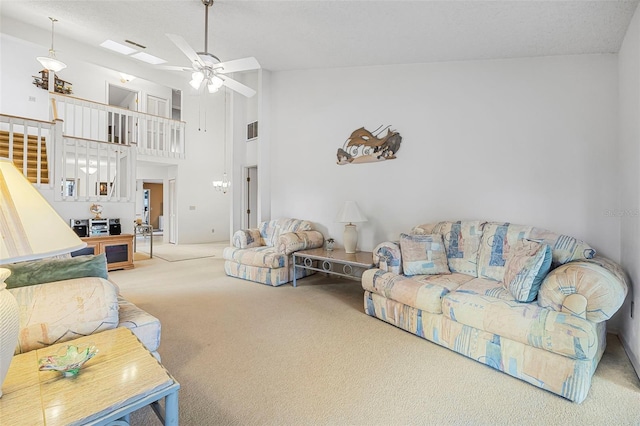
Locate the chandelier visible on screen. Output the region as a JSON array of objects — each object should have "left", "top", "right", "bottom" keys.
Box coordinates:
[
  {"left": 213, "top": 172, "right": 230, "bottom": 193},
  {"left": 36, "top": 17, "right": 66, "bottom": 72}
]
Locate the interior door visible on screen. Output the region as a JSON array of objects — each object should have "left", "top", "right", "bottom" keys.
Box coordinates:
[
  {"left": 147, "top": 95, "right": 169, "bottom": 151},
  {"left": 169, "top": 178, "right": 177, "bottom": 244},
  {"left": 245, "top": 166, "right": 258, "bottom": 228}
]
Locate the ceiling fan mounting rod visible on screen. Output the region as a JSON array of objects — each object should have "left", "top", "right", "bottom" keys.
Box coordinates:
[{"left": 203, "top": 0, "right": 214, "bottom": 54}]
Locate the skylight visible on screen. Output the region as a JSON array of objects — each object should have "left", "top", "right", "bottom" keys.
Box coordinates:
[
  {"left": 100, "top": 40, "right": 137, "bottom": 55},
  {"left": 99, "top": 39, "right": 167, "bottom": 65}
]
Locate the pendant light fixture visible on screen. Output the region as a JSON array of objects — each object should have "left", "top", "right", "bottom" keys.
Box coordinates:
[
  {"left": 213, "top": 89, "right": 231, "bottom": 194},
  {"left": 36, "top": 17, "right": 67, "bottom": 72}
]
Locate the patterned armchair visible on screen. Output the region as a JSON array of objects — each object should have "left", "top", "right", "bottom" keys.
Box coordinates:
[{"left": 223, "top": 218, "right": 324, "bottom": 286}]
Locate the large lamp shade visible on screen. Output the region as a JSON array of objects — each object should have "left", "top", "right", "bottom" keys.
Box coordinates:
[
  {"left": 0, "top": 158, "right": 85, "bottom": 262},
  {"left": 0, "top": 158, "right": 87, "bottom": 398}
]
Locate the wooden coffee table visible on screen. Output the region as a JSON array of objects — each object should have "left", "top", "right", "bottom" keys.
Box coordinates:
[
  {"left": 0, "top": 327, "right": 179, "bottom": 425},
  {"left": 292, "top": 248, "right": 374, "bottom": 287}
]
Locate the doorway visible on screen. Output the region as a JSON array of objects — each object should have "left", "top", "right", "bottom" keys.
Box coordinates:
[
  {"left": 244, "top": 166, "right": 258, "bottom": 228},
  {"left": 143, "top": 182, "right": 164, "bottom": 231},
  {"left": 107, "top": 84, "right": 139, "bottom": 144}
]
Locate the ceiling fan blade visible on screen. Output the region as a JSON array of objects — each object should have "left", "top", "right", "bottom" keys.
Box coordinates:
[
  {"left": 166, "top": 34, "right": 205, "bottom": 67},
  {"left": 221, "top": 76, "right": 256, "bottom": 98},
  {"left": 215, "top": 57, "right": 261, "bottom": 74},
  {"left": 161, "top": 65, "right": 192, "bottom": 72}
]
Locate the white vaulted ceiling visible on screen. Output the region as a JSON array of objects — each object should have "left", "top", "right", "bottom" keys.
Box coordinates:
[{"left": 1, "top": 0, "right": 638, "bottom": 73}]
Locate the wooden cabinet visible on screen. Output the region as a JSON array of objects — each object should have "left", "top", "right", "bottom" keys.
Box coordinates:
[{"left": 75, "top": 234, "right": 134, "bottom": 271}]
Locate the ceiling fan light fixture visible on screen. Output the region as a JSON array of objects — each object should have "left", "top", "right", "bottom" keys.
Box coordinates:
[
  {"left": 209, "top": 75, "right": 223, "bottom": 89},
  {"left": 192, "top": 71, "right": 204, "bottom": 83},
  {"left": 189, "top": 72, "right": 204, "bottom": 90},
  {"left": 207, "top": 82, "right": 219, "bottom": 93}
]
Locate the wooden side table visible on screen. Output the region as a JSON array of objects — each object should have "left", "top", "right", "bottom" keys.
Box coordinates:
[
  {"left": 0, "top": 327, "right": 179, "bottom": 425},
  {"left": 292, "top": 248, "right": 374, "bottom": 287}
]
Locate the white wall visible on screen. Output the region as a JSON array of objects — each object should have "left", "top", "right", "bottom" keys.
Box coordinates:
[
  {"left": 619, "top": 4, "right": 640, "bottom": 378},
  {"left": 269, "top": 54, "right": 620, "bottom": 261},
  {"left": 177, "top": 90, "right": 230, "bottom": 243}
]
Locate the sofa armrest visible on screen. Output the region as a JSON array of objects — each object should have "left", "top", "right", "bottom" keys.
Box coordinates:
[
  {"left": 232, "top": 228, "right": 265, "bottom": 249},
  {"left": 537, "top": 256, "right": 628, "bottom": 323},
  {"left": 277, "top": 231, "right": 324, "bottom": 255},
  {"left": 373, "top": 241, "right": 403, "bottom": 275},
  {"left": 8, "top": 277, "right": 120, "bottom": 354}
]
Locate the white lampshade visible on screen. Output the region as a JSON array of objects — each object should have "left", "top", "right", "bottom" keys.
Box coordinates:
[
  {"left": 335, "top": 201, "right": 368, "bottom": 224},
  {"left": 0, "top": 158, "right": 86, "bottom": 263},
  {"left": 190, "top": 71, "right": 204, "bottom": 90},
  {"left": 36, "top": 56, "right": 67, "bottom": 72},
  {"left": 36, "top": 18, "right": 66, "bottom": 73}
]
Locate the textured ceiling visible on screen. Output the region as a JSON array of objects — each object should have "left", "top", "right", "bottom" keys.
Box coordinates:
[{"left": 1, "top": 0, "right": 638, "bottom": 73}]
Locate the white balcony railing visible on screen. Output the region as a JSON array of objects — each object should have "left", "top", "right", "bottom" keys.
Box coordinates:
[
  {"left": 55, "top": 134, "right": 136, "bottom": 202},
  {"left": 2, "top": 93, "right": 184, "bottom": 203},
  {"left": 50, "top": 93, "right": 186, "bottom": 159}
]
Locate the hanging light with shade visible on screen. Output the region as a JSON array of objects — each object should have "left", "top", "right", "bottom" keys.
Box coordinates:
[{"left": 36, "top": 17, "right": 67, "bottom": 72}]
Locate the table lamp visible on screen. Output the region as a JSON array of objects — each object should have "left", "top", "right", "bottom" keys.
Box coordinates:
[
  {"left": 336, "top": 201, "right": 367, "bottom": 254},
  {"left": 0, "top": 158, "right": 86, "bottom": 397}
]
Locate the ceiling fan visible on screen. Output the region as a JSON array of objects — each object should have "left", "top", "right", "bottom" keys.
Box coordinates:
[{"left": 165, "top": 0, "right": 260, "bottom": 97}]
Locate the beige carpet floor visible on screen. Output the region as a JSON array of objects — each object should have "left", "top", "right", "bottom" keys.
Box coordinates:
[
  {"left": 134, "top": 239, "right": 224, "bottom": 262},
  {"left": 109, "top": 248, "right": 640, "bottom": 425}
]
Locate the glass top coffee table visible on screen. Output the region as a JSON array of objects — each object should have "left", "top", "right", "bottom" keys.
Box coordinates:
[
  {"left": 292, "top": 248, "right": 374, "bottom": 287},
  {"left": 0, "top": 327, "right": 179, "bottom": 425}
]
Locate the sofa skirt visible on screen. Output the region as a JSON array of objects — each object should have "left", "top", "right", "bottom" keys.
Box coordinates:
[
  {"left": 364, "top": 291, "right": 607, "bottom": 403},
  {"left": 225, "top": 261, "right": 315, "bottom": 286}
]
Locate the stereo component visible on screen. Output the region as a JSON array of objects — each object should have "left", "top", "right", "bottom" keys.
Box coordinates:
[
  {"left": 69, "top": 219, "right": 89, "bottom": 238},
  {"left": 108, "top": 218, "right": 121, "bottom": 236}
]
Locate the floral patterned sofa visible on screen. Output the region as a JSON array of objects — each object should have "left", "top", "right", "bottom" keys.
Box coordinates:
[
  {"left": 362, "top": 220, "right": 628, "bottom": 403},
  {"left": 223, "top": 218, "right": 324, "bottom": 286}
]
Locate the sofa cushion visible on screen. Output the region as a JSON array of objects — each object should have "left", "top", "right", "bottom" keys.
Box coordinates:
[
  {"left": 117, "top": 295, "right": 161, "bottom": 353},
  {"left": 362, "top": 269, "right": 472, "bottom": 314},
  {"left": 232, "top": 228, "right": 264, "bottom": 249},
  {"left": 400, "top": 233, "right": 450, "bottom": 276},
  {"left": 527, "top": 227, "right": 595, "bottom": 266},
  {"left": 414, "top": 221, "right": 486, "bottom": 276},
  {"left": 477, "top": 223, "right": 532, "bottom": 282},
  {"left": 9, "top": 276, "right": 119, "bottom": 354},
  {"left": 223, "top": 246, "right": 286, "bottom": 269},
  {"left": 276, "top": 230, "right": 325, "bottom": 255},
  {"left": 3, "top": 254, "right": 108, "bottom": 289},
  {"left": 538, "top": 256, "right": 629, "bottom": 323},
  {"left": 373, "top": 242, "right": 403, "bottom": 275},
  {"left": 442, "top": 291, "right": 598, "bottom": 360},
  {"left": 260, "top": 218, "right": 313, "bottom": 247},
  {"left": 453, "top": 277, "right": 516, "bottom": 302},
  {"left": 502, "top": 240, "right": 552, "bottom": 302}
]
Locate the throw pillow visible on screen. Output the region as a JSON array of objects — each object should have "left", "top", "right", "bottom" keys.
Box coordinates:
[
  {"left": 502, "top": 240, "right": 552, "bottom": 302},
  {"left": 3, "top": 254, "right": 108, "bottom": 289},
  {"left": 400, "top": 233, "right": 451, "bottom": 276}
]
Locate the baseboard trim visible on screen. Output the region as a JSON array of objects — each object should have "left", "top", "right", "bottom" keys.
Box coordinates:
[{"left": 615, "top": 330, "right": 640, "bottom": 381}]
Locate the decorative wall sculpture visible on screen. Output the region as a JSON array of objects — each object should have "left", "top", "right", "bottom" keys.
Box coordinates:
[
  {"left": 32, "top": 69, "right": 73, "bottom": 94},
  {"left": 336, "top": 125, "right": 402, "bottom": 165}
]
